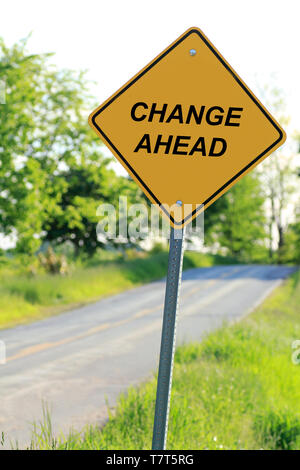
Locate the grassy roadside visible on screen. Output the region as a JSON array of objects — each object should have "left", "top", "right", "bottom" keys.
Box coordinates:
[
  {"left": 0, "top": 251, "right": 236, "bottom": 329},
  {"left": 29, "top": 270, "right": 300, "bottom": 450}
]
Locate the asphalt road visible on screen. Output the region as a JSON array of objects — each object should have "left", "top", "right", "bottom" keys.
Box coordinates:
[{"left": 0, "top": 264, "right": 295, "bottom": 448}]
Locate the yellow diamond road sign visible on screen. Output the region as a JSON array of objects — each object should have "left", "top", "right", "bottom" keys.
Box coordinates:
[{"left": 89, "top": 27, "right": 286, "bottom": 228}]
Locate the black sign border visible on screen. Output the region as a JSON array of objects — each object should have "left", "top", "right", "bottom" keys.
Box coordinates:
[{"left": 91, "top": 28, "right": 284, "bottom": 226}]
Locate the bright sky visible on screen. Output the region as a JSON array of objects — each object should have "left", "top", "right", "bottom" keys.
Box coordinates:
[{"left": 1, "top": 0, "right": 299, "bottom": 134}]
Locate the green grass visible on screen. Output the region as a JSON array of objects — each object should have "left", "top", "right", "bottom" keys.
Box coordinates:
[
  {"left": 0, "top": 250, "right": 236, "bottom": 329},
  {"left": 26, "top": 270, "right": 300, "bottom": 450}
]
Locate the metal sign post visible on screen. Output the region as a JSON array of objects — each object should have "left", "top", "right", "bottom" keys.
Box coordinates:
[{"left": 152, "top": 226, "right": 185, "bottom": 450}]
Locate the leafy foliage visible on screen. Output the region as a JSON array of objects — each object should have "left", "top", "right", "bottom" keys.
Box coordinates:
[
  {"left": 206, "top": 172, "right": 267, "bottom": 261},
  {"left": 0, "top": 37, "right": 142, "bottom": 254}
]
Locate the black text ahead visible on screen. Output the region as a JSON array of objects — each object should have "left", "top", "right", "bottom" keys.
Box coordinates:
[{"left": 131, "top": 102, "right": 243, "bottom": 158}]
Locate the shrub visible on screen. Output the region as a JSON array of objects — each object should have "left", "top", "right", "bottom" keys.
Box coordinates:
[{"left": 38, "top": 247, "right": 69, "bottom": 275}]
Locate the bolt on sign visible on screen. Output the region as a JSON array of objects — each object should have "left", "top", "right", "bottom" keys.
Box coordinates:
[{"left": 89, "top": 27, "right": 286, "bottom": 228}]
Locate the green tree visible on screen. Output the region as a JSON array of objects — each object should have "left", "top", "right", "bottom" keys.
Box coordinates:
[
  {"left": 43, "top": 161, "right": 142, "bottom": 255},
  {"left": 0, "top": 37, "right": 50, "bottom": 252},
  {"left": 0, "top": 37, "right": 141, "bottom": 255},
  {"left": 281, "top": 205, "right": 300, "bottom": 264},
  {"left": 255, "top": 84, "right": 298, "bottom": 263},
  {"left": 210, "top": 172, "right": 267, "bottom": 261},
  {"left": 259, "top": 151, "right": 298, "bottom": 263}
]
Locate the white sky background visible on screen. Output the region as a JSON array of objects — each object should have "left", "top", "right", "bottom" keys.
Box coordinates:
[
  {"left": 0, "top": 0, "right": 299, "bottom": 127},
  {"left": 0, "top": 0, "right": 299, "bottom": 247}
]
